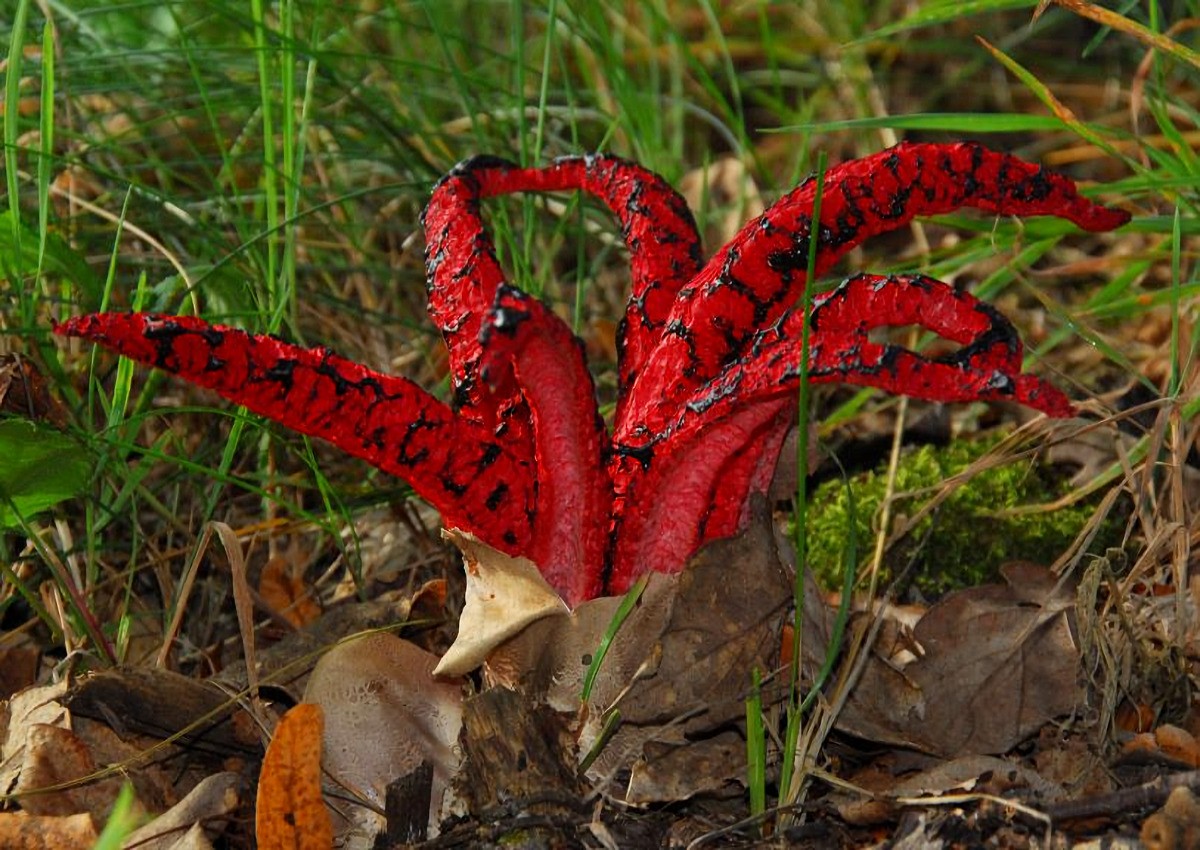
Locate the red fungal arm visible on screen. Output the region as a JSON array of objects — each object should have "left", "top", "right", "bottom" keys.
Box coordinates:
[
  {"left": 678, "top": 272, "right": 1073, "bottom": 422},
  {"left": 422, "top": 154, "right": 699, "bottom": 600},
  {"left": 615, "top": 141, "right": 1129, "bottom": 446},
  {"left": 476, "top": 156, "right": 704, "bottom": 404},
  {"left": 422, "top": 157, "right": 526, "bottom": 444},
  {"left": 607, "top": 142, "right": 1127, "bottom": 586},
  {"left": 607, "top": 399, "right": 791, "bottom": 592},
  {"left": 423, "top": 154, "right": 702, "bottom": 423},
  {"left": 479, "top": 286, "right": 612, "bottom": 605},
  {"left": 607, "top": 272, "right": 1076, "bottom": 585},
  {"left": 55, "top": 313, "right": 534, "bottom": 553},
  {"left": 806, "top": 274, "right": 1073, "bottom": 414}
]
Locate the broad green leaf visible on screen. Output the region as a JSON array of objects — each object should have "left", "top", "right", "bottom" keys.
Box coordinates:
[{"left": 0, "top": 419, "right": 93, "bottom": 528}]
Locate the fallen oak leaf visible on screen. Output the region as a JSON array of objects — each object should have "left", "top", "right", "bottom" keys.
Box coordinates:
[
  {"left": 255, "top": 703, "right": 332, "bottom": 850},
  {"left": 448, "top": 500, "right": 793, "bottom": 804},
  {"left": 592, "top": 500, "right": 793, "bottom": 803},
  {"left": 825, "top": 562, "right": 1080, "bottom": 757},
  {"left": 614, "top": 497, "right": 792, "bottom": 732}
]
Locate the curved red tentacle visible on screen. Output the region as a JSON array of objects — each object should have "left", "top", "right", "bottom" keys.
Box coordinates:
[
  {"left": 478, "top": 285, "right": 612, "bottom": 606},
  {"left": 607, "top": 399, "right": 792, "bottom": 592},
  {"left": 425, "top": 154, "right": 703, "bottom": 418},
  {"left": 615, "top": 141, "right": 1127, "bottom": 445},
  {"left": 607, "top": 142, "right": 1126, "bottom": 588},
  {"left": 422, "top": 154, "right": 700, "bottom": 600},
  {"left": 60, "top": 145, "right": 1129, "bottom": 606},
  {"left": 422, "top": 157, "right": 534, "bottom": 454},
  {"left": 474, "top": 155, "right": 704, "bottom": 405},
  {"left": 55, "top": 313, "right": 534, "bottom": 554},
  {"left": 805, "top": 274, "right": 1071, "bottom": 413},
  {"left": 607, "top": 272, "right": 1077, "bottom": 587}
]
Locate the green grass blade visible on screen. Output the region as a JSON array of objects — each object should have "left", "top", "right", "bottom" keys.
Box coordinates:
[
  {"left": 780, "top": 150, "right": 826, "bottom": 803},
  {"left": 35, "top": 21, "right": 54, "bottom": 311},
  {"left": 745, "top": 667, "right": 766, "bottom": 829},
  {"left": 5, "top": 0, "right": 31, "bottom": 266},
  {"left": 580, "top": 573, "right": 649, "bottom": 702}
]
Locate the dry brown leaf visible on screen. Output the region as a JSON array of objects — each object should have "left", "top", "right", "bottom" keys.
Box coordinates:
[
  {"left": 830, "top": 562, "right": 1080, "bottom": 757},
  {"left": 1, "top": 681, "right": 69, "bottom": 797},
  {"left": 14, "top": 724, "right": 131, "bottom": 820},
  {"left": 303, "top": 632, "right": 463, "bottom": 844},
  {"left": 0, "top": 811, "right": 97, "bottom": 849},
  {"left": 259, "top": 554, "right": 321, "bottom": 628},
  {"left": 602, "top": 507, "right": 792, "bottom": 802},
  {"left": 616, "top": 505, "right": 792, "bottom": 732},
  {"left": 887, "top": 754, "right": 1064, "bottom": 802},
  {"left": 0, "top": 354, "right": 69, "bottom": 428},
  {"left": 255, "top": 703, "right": 332, "bottom": 850},
  {"left": 625, "top": 731, "right": 746, "bottom": 802}
]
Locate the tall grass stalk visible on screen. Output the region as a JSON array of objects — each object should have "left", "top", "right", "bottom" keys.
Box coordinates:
[
  {"left": 778, "top": 151, "right": 826, "bottom": 808},
  {"left": 4, "top": 0, "right": 31, "bottom": 306}
]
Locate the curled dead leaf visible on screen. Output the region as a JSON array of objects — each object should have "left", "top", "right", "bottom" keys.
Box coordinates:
[
  {"left": 14, "top": 724, "right": 129, "bottom": 819},
  {"left": 0, "top": 811, "right": 97, "bottom": 849},
  {"left": 434, "top": 529, "right": 568, "bottom": 677},
  {"left": 450, "top": 500, "right": 791, "bottom": 804}
]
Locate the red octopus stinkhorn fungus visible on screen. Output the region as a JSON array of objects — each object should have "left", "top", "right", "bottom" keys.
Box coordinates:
[{"left": 57, "top": 142, "right": 1130, "bottom": 607}]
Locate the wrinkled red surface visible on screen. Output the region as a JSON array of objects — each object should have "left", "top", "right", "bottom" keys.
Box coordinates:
[
  {"left": 56, "top": 313, "right": 534, "bottom": 550},
  {"left": 422, "top": 155, "right": 703, "bottom": 451},
  {"left": 478, "top": 284, "right": 611, "bottom": 603},
  {"left": 605, "top": 141, "right": 1127, "bottom": 590},
  {"left": 58, "top": 143, "right": 1130, "bottom": 604}
]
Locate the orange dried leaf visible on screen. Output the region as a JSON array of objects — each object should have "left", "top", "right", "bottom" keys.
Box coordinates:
[
  {"left": 1155, "top": 725, "right": 1200, "bottom": 768},
  {"left": 256, "top": 703, "right": 332, "bottom": 850},
  {"left": 0, "top": 811, "right": 97, "bottom": 849},
  {"left": 259, "top": 556, "right": 321, "bottom": 628}
]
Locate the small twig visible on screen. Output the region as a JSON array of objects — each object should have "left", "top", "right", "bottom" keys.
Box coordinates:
[{"left": 1042, "top": 769, "right": 1200, "bottom": 824}]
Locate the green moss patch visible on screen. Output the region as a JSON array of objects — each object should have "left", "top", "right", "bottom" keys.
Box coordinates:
[{"left": 804, "top": 433, "right": 1120, "bottom": 597}]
